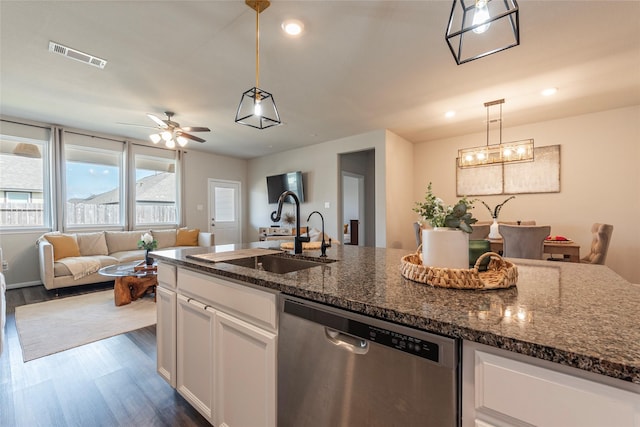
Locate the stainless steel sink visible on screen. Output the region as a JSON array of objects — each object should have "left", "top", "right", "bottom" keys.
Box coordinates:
[{"left": 222, "top": 254, "right": 335, "bottom": 274}]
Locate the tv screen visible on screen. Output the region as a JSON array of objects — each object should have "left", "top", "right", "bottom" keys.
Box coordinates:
[{"left": 267, "top": 171, "right": 304, "bottom": 204}]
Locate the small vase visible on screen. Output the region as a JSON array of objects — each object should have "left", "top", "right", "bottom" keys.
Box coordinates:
[
  {"left": 488, "top": 218, "right": 501, "bottom": 239},
  {"left": 422, "top": 228, "right": 469, "bottom": 269},
  {"left": 145, "top": 249, "right": 154, "bottom": 266}
]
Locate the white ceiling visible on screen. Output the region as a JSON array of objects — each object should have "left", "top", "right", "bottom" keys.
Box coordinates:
[{"left": 1, "top": 1, "right": 639, "bottom": 159}]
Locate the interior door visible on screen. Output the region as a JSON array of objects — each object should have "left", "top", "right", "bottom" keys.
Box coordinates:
[{"left": 209, "top": 179, "right": 241, "bottom": 245}]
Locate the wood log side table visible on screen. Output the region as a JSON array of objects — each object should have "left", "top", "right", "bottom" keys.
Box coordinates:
[{"left": 98, "top": 261, "right": 158, "bottom": 306}]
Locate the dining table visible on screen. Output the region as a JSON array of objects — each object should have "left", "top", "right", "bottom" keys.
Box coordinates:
[{"left": 488, "top": 238, "right": 581, "bottom": 263}]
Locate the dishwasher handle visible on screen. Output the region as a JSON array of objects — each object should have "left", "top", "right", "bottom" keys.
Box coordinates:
[{"left": 325, "top": 327, "right": 369, "bottom": 354}]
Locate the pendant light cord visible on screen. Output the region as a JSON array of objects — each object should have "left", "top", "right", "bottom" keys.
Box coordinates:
[{"left": 255, "top": 5, "right": 260, "bottom": 90}]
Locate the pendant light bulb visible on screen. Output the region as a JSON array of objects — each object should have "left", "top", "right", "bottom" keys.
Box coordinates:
[
  {"left": 254, "top": 98, "right": 262, "bottom": 117},
  {"left": 472, "top": 0, "right": 491, "bottom": 34}
]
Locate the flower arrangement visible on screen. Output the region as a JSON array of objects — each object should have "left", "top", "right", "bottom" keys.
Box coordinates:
[
  {"left": 138, "top": 232, "right": 158, "bottom": 251},
  {"left": 413, "top": 183, "right": 477, "bottom": 233},
  {"left": 481, "top": 196, "right": 515, "bottom": 219}
]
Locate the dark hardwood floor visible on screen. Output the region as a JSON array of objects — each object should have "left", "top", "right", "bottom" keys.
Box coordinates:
[{"left": 1, "top": 283, "right": 210, "bottom": 426}]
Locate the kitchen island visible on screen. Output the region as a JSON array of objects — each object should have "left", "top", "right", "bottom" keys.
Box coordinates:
[{"left": 152, "top": 242, "right": 640, "bottom": 426}]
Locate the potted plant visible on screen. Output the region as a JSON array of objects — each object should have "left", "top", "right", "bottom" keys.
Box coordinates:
[
  {"left": 481, "top": 196, "right": 515, "bottom": 239},
  {"left": 413, "top": 183, "right": 477, "bottom": 268},
  {"left": 138, "top": 232, "right": 158, "bottom": 266}
]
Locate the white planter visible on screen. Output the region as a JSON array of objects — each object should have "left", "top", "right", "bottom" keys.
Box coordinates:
[
  {"left": 422, "top": 228, "right": 469, "bottom": 269},
  {"left": 488, "top": 218, "right": 501, "bottom": 239}
]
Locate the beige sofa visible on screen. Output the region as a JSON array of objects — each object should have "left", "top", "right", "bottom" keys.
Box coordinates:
[{"left": 38, "top": 229, "right": 213, "bottom": 291}]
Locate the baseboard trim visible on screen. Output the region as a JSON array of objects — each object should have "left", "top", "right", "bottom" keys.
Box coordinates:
[{"left": 6, "top": 280, "right": 42, "bottom": 290}]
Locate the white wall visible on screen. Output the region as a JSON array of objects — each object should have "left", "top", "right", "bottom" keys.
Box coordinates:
[
  {"left": 385, "top": 130, "right": 416, "bottom": 250},
  {"left": 247, "top": 130, "right": 388, "bottom": 246},
  {"left": 413, "top": 105, "right": 640, "bottom": 283},
  {"left": 182, "top": 149, "right": 248, "bottom": 242}
]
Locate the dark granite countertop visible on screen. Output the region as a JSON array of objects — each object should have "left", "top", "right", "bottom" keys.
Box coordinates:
[{"left": 152, "top": 242, "right": 640, "bottom": 385}]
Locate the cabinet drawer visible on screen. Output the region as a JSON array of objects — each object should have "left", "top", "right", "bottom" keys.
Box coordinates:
[
  {"left": 178, "top": 267, "right": 277, "bottom": 331},
  {"left": 158, "top": 262, "right": 177, "bottom": 289},
  {"left": 471, "top": 348, "right": 640, "bottom": 427}
]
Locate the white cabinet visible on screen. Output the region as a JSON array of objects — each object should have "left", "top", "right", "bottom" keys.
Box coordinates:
[
  {"left": 215, "top": 310, "right": 277, "bottom": 427},
  {"left": 156, "top": 266, "right": 278, "bottom": 427},
  {"left": 462, "top": 341, "right": 640, "bottom": 427},
  {"left": 156, "top": 286, "right": 176, "bottom": 387},
  {"left": 156, "top": 263, "right": 177, "bottom": 387},
  {"left": 177, "top": 294, "right": 215, "bottom": 424}
]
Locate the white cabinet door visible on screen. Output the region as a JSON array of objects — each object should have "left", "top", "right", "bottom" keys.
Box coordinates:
[
  {"left": 215, "top": 310, "right": 276, "bottom": 427},
  {"left": 156, "top": 286, "right": 176, "bottom": 387},
  {"left": 463, "top": 341, "right": 640, "bottom": 427},
  {"left": 177, "top": 294, "right": 215, "bottom": 424}
]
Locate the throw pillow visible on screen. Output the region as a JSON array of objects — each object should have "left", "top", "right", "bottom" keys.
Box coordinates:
[
  {"left": 176, "top": 228, "right": 200, "bottom": 246},
  {"left": 76, "top": 232, "right": 109, "bottom": 256},
  {"left": 105, "top": 231, "right": 147, "bottom": 254},
  {"left": 46, "top": 234, "right": 81, "bottom": 261},
  {"left": 152, "top": 229, "right": 177, "bottom": 249}
]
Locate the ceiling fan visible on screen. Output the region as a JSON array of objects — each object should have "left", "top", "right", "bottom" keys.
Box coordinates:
[{"left": 145, "top": 111, "right": 210, "bottom": 148}]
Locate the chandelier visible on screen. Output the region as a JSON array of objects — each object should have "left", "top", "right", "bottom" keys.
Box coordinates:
[{"left": 458, "top": 99, "right": 534, "bottom": 168}]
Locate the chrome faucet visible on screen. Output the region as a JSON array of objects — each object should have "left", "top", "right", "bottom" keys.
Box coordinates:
[
  {"left": 271, "top": 191, "right": 310, "bottom": 254},
  {"left": 307, "top": 210, "right": 331, "bottom": 257}
]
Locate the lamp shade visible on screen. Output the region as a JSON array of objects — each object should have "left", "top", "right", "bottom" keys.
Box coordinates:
[
  {"left": 446, "top": 0, "right": 520, "bottom": 65},
  {"left": 235, "top": 87, "right": 281, "bottom": 129}
]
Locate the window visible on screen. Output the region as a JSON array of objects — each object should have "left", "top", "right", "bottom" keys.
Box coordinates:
[
  {"left": 6, "top": 192, "right": 31, "bottom": 203},
  {"left": 134, "top": 149, "right": 177, "bottom": 225},
  {"left": 63, "top": 134, "right": 124, "bottom": 227},
  {"left": 0, "top": 121, "right": 50, "bottom": 229}
]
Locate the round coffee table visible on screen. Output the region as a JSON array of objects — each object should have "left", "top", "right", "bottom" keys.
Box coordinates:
[{"left": 99, "top": 261, "right": 158, "bottom": 306}]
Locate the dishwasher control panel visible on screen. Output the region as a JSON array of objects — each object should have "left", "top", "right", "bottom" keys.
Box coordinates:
[{"left": 357, "top": 324, "right": 440, "bottom": 363}]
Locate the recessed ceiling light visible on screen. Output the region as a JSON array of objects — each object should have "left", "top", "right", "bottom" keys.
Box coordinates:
[
  {"left": 541, "top": 87, "right": 558, "bottom": 96},
  {"left": 282, "top": 19, "right": 304, "bottom": 36},
  {"left": 445, "top": 111, "right": 456, "bottom": 118}
]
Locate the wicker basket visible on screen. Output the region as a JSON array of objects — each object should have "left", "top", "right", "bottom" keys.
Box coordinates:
[{"left": 400, "top": 249, "right": 518, "bottom": 290}]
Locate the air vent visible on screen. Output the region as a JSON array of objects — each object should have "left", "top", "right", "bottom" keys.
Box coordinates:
[{"left": 48, "top": 41, "right": 107, "bottom": 69}]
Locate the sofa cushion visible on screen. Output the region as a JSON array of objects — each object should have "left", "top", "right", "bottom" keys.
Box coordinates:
[
  {"left": 105, "top": 231, "right": 145, "bottom": 254},
  {"left": 152, "top": 229, "right": 177, "bottom": 249},
  {"left": 108, "top": 249, "right": 147, "bottom": 264},
  {"left": 176, "top": 228, "right": 199, "bottom": 246},
  {"left": 77, "top": 232, "right": 109, "bottom": 256},
  {"left": 46, "top": 234, "right": 81, "bottom": 261}
]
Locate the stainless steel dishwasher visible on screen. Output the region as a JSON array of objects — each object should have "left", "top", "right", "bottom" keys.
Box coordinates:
[{"left": 278, "top": 295, "right": 460, "bottom": 427}]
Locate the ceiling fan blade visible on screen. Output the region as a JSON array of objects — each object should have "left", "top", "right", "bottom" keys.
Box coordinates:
[
  {"left": 178, "top": 132, "right": 206, "bottom": 143},
  {"left": 180, "top": 126, "right": 211, "bottom": 133},
  {"left": 147, "top": 113, "right": 168, "bottom": 128}
]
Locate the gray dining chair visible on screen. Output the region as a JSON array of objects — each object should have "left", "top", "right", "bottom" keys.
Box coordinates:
[
  {"left": 499, "top": 224, "right": 551, "bottom": 260},
  {"left": 581, "top": 223, "right": 614, "bottom": 265},
  {"left": 469, "top": 224, "right": 490, "bottom": 240},
  {"left": 413, "top": 222, "right": 422, "bottom": 248}
]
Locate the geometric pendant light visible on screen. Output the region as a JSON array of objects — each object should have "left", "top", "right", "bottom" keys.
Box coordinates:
[
  {"left": 457, "top": 99, "right": 534, "bottom": 168},
  {"left": 445, "top": 0, "right": 520, "bottom": 65},
  {"left": 235, "top": 0, "right": 282, "bottom": 129}
]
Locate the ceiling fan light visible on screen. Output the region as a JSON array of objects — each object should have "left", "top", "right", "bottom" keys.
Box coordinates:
[
  {"left": 149, "top": 133, "right": 161, "bottom": 144},
  {"left": 176, "top": 135, "right": 189, "bottom": 147},
  {"left": 161, "top": 131, "right": 172, "bottom": 141},
  {"left": 165, "top": 139, "right": 176, "bottom": 149}
]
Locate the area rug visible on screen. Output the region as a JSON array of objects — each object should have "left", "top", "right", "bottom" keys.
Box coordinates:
[{"left": 15, "top": 290, "right": 156, "bottom": 362}]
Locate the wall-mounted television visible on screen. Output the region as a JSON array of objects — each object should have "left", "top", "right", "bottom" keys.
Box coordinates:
[{"left": 266, "top": 171, "right": 305, "bottom": 204}]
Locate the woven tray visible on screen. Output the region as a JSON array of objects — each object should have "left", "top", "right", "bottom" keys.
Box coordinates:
[{"left": 400, "top": 250, "right": 518, "bottom": 290}]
